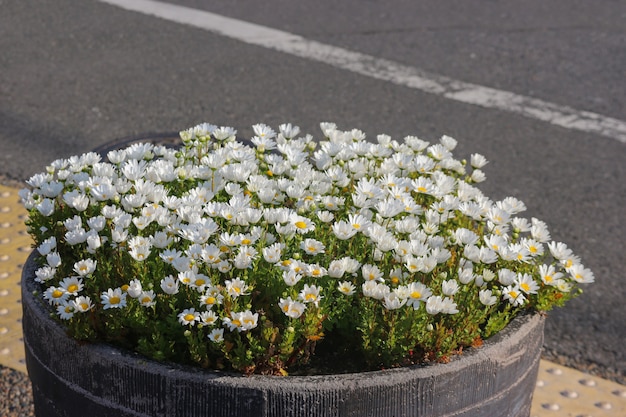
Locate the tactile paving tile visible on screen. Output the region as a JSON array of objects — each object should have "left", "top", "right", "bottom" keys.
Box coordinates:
[
  {"left": 0, "top": 184, "right": 31, "bottom": 374},
  {"left": 1, "top": 183, "right": 625, "bottom": 416},
  {"left": 531, "top": 360, "right": 626, "bottom": 417}
]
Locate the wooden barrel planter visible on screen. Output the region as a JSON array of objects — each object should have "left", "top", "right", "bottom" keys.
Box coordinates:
[{"left": 22, "top": 252, "right": 544, "bottom": 417}]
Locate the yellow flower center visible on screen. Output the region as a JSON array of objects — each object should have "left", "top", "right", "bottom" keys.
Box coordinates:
[
  {"left": 410, "top": 291, "right": 422, "bottom": 299},
  {"left": 184, "top": 314, "right": 195, "bottom": 322},
  {"left": 195, "top": 279, "right": 206, "bottom": 286},
  {"left": 205, "top": 296, "right": 216, "bottom": 305},
  {"left": 80, "top": 302, "right": 89, "bottom": 310},
  {"left": 521, "top": 283, "right": 530, "bottom": 292},
  {"left": 232, "top": 319, "right": 241, "bottom": 327},
  {"left": 109, "top": 296, "right": 121, "bottom": 305},
  {"left": 141, "top": 296, "right": 151, "bottom": 304},
  {"left": 417, "top": 186, "right": 427, "bottom": 193},
  {"left": 305, "top": 294, "right": 317, "bottom": 301},
  {"left": 52, "top": 289, "right": 64, "bottom": 298},
  {"left": 295, "top": 221, "right": 308, "bottom": 229},
  {"left": 67, "top": 284, "right": 78, "bottom": 293},
  {"left": 241, "top": 238, "right": 251, "bottom": 245}
]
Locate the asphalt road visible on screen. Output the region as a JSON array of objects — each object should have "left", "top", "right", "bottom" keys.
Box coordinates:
[{"left": 1, "top": 0, "right": 625, "bottom": 383}]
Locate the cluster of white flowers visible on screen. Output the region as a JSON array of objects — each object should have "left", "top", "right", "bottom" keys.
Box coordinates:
[{"left": 21, "top": 122, "right": 593, "bottom": 371}]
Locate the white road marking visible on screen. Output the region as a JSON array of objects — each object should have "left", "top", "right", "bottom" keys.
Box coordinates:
[{"left": 99, "top": 0, "right": 626, "bottom": 143}]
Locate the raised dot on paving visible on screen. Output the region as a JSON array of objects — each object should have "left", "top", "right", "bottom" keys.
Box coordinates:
[
  {"left": 0, "top": 308, "right": 8, "bottom": 315},
  {"left": 560, "top": 390, "right": 579, "bottom": 398},
  {"left": 580, "top": 378, "right": 597, "bottom": 387},
  {"left": 594, "top": 401, "right": 612, "bottom": 410},
  {"left": 541, "top": 403, "right": 560, "bottom": 411},
  {"left": 613, "top": 389, "right": 626, "bottom": 398},
  {"left": 546, "top": 368, "right": 564, "bottom": 375}
]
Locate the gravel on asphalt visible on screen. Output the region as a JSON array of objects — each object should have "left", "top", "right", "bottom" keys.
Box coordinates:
[{"left": 0, "top": 365, "right": 35, "bottom": 417}]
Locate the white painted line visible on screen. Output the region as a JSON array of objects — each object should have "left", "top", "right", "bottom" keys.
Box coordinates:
[{"left": 99, "top": 0, "right": 626, "bottom": 144}]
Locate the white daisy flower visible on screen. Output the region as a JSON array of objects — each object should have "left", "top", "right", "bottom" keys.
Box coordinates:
[
  {"left": 470, "top": 153, "right": 488, "bottom": 169},
  {"left": 73, "top": 259, "right": 97, "bottom": 277},
  {"left": 502, "top": 286, "right": 526, "bottom": 306},
  {"left": 383, "top": 293, "right": 406, "bottom": 310},
  {"left": 278, "top": 297, "right": 306, "bottom": 318},
  {"left": 160, "top": 275, "right": 180, "bottom": 295},
  {"left": 44, "top": 286, "right": 68, "bottom": 305},
  {"left": 126, "top": 279, "right": 143, "bottom": 298},
  {"left": 362, "top": 281, "right": 390, "bottom": 300},
  {"left": 299, "top": 284, "right": 322, "bottom": 306},
  {"left": 404, "top": 282, "right": 432, "bottom": 310},
  {"left": 56, "top": 302, "right": 75, "bottom": 320},
  {"left": 568, "top": 264, "right": 595, "bottom": 284},
  {"left": 34, "top": 266, "right": 56, "bottom": 283},
  {"left": 300, "top": 238, "right": 325, "bottom": 255},
  {"left": 479, "top": 289, "right": 497, "bottom": 306},
  {"left": 178, "top": 308, "right": 200, "bottom": 326},
  {"left": 200, "top": 311, "right": 219, "bottom": 326},
  {"left": 441, "top": 279, "right": 460, "bottom": 296},
  {"left": 101, "top": 288, "right": 127, "bottom": 310},
  {"left": 60, "top": 276, "right": 83, "bottom": 296},
  {"left": 225, "top": 278, "right": 250, "bottom": 298},
  {"left": 71, "top": 296, "right": 94, "bottom": 313},
  {"left": 337, "top": 281, "right": 356, "bottom": 296},
  {"left": 539, "top": 265, "right": 563, "bottom": 286},
  {"left": 138, "top": 290, "right": 156, "bottom": 307},
  {"left": 516, "top": 273, "right": 540, "bottom": 295}
]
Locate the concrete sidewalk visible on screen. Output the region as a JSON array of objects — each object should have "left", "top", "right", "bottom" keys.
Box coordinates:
[{"left": 1, "top": 183, "right": 624, "bottom": 416}]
